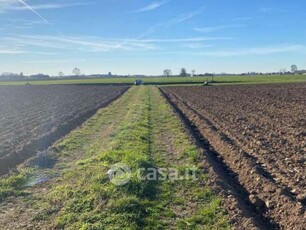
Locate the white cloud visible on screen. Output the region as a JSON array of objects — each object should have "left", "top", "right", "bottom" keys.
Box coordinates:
[
  {"left": 135, "top": 6, "right": 205, "bottom": 39},
  {"left": 3, "top": 34, "right": 230, "bottom": 54},
  {"left": 0, "top": 0, "right": 88, "bottom": 11},
  {"left": 114, "top": 6, "right": 206, "bottom": 49},
  {"left": 165, "top": 9, "right": 203, "bottom": 26},
  {"left": 31, "top": 51, "right": 58, "bottom": 55},
  {"left": 141, "top": 45, "right": 305, "bottom": 57},
  {"left": 125, "top": 37, "right": 231, "bottom": 43},
  {"left": 0, "top": 50, "right": 24, "bottom": 54},
  {"left": 181, "top": 43, "right": 212, "bottom": 49},
  {"left": 9, "top": 2, "right": 88, "bottom": 10},
  {"left": 5, "top": 35, "right": 159, "bottom": 53},
  {"left": 22, "top": 59, "right": 86, "bottom": 63},
  {"left": 133, "top": 1, "right": 169, "bottom": 13},
  {"left": 197, "top": 45, "right": 304, "bottom": 57},
  {"left": 0, "top": 19, "right": 45, "bottom": 30},
  {"left": 194, "top": 25, "right": 244, "bottom": 33},
  {"left": 0, "top": 45, "right": 24, "bottom": 54}
]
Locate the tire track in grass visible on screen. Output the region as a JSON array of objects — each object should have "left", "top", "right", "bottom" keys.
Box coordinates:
[{"left": 144, "top": 87, "right": 230, "bottom": 229}]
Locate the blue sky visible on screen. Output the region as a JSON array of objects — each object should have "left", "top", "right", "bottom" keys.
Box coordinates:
[{"left": 0, "top": 0, "right": 306, "bottom": 76}]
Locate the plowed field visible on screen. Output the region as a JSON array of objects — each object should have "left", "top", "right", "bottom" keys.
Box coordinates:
[
  {"left": 0, "top": 85, "right": 128, "bottom": 175},
  {"left": 161, "top": 83, "right": 306, "bottom": 229}
]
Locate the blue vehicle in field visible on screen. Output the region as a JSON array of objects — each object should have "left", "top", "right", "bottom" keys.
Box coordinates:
[{"left": 134, "top": 79, "right": 143, "bottom": 85}]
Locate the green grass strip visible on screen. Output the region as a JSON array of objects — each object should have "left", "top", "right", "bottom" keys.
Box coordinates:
[{"left": 0, "top": 74, "right": 305, "bottom": 86}]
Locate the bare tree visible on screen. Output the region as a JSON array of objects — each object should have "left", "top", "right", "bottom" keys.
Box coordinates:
[
  {"left": 58, "top": 71, "right": 64, "bottom": 78},
  {"left": 291, "top": 65, "right": 298, "bottom": 73},
  {"left": 163, "top": 69, "right": 172, "bottom": 77},
  {"left": 180, "top": 68, "right": 187, "bottom": 77},
  {"left": 72, "top": 67, "right": 81, "bottom": 77},
  {"left": 191, "top": 70, "right": 196, "bottom": 77}
]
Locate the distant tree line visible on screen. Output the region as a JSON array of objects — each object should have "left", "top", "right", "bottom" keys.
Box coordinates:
[
  {"left": 163, "top": 68, "right": 207, "bottom": 77},
  {"left": 1, "top": 64, "right": 306, "bottom": 81},
  {"left": 161, "top": 65, "right": 306, "bottom": 78}
]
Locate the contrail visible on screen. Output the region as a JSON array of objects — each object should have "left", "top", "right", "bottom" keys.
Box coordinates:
[
  {"left": 17, "top": 0, "right": 64, "bottom": 36},
  {"left": 115, "top": 6, "right": 205, "bottom": 49}
]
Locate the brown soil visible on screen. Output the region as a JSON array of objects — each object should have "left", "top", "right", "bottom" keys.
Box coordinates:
[
  {"left": 160, "top": 83, "right": 306, "bottom": 230},
  {"left": 0, "top": 85, "right": 129, "bottom": 176}
]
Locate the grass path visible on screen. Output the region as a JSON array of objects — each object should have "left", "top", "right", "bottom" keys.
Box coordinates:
[{"left": 0, "top": 86, "right": 229, "bottom": 229}]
